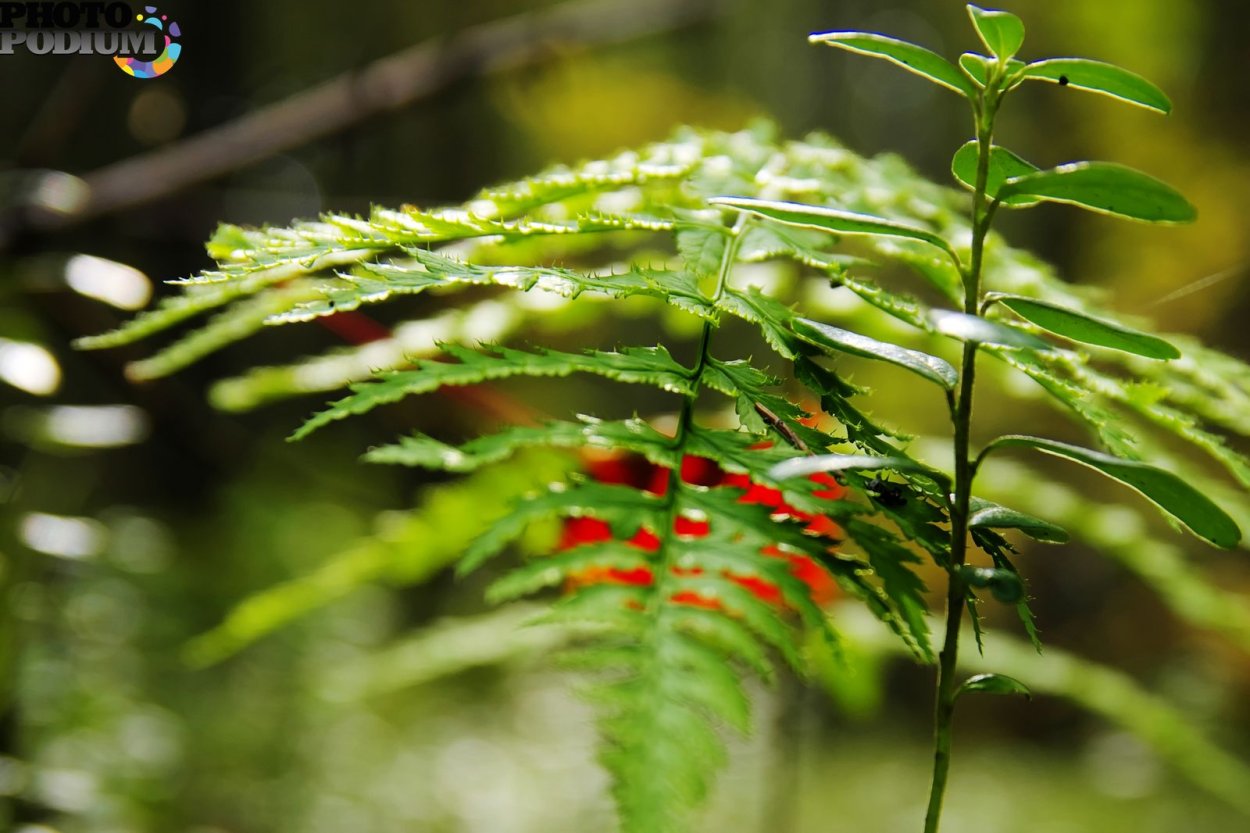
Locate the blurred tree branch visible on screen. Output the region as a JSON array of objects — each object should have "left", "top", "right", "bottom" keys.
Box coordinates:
[{"left": 0, "top": 0, "right": 725, "bottom": 248}]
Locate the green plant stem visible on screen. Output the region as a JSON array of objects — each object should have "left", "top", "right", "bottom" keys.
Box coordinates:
[
  {"left": 923, "top": 90, "right": 999, "bottom": 833},
  {"left": 646, "top": 217, "right": 747, "bottom": 613}
]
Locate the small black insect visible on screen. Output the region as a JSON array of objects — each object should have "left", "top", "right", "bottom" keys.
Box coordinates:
[
  {"left": 866, "top": 475, "right": 907, "bottom": 508},
  {"left": 1058, "top": 74, "right": 1070, "bottom": 86}
]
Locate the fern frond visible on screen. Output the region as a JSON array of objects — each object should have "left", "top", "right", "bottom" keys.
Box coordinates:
[
  {"left": 474, "top": 134, "right": 706, "bottom": 215},
  {"left": 125, "top": 280, "right": 328, "bottom": 380},
  {"left": 700, "top": 357, "right": 829, "bottom": 451},
  {"left": 478, "top": 472, "right": 841, "bottom": 833},
  {"left": 1145, "top": 338, "right": 1250, "bottom": 435},
  {"left": 74, "top": 263, "right": 308, "bottom": 350},
  {"left": 292, "top": 343, "right": 695, "bottom": 440},
  {"left": 842, "top": 519, "right": 933, "bottom": 660},
  {"left": 1053, "top": 356, "right": 1250, "bottom": 487},
  {"left": 459, "top": 479, "right": 668, "bottom": 576},
  {"left": 985, "top": 346, "right": 1141, "bottom": 457},
  {"left": 208, "top": 296, "right": 534, "bottom": 411},
  {"left": 272, "top": 249, "right": 719, "bottom": 325},
  {"left": 486, "top": 543, "right": 654, "bottom": 604},
  {"left": 715, "top": 286, "right": 803, "bottom": 359},
  {"left": 365, "top": 417, "right": 681, "bottom": 473}
]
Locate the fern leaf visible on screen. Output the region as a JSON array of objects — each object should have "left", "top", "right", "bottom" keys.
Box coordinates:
[
  {"left": 676, "top": 225, "right": 730, "bottom": 282},
  {"left": 739, "top": 221, "right": 860, "bottom": 270},
  {"left": 205, "top": 215, "right": 393, "bottom": 265},
  {"left": 535, "top": 584, "right": 651, "bottom": 633},
  {"left": 75, "top": 266, "right": 298, "bottom": 350},
  {"left": 970, "top": 527, "right": 1043, "bottom": 652},
  {"left": 843, "top": 519, "right": 933, "bottom": 660},
  {"left": 208, "top": 296, "right": 532, "bottom": 411},
  {"left": 834, "top": 270, "right": 935, "bottom": 332},
  {"left": 716, "top": 286, "right": 803, "bottom": 359},
  {"left": 791, "top": 356, "right": 911, "bottom": 450},
  {"left": 478, "top": 471, "right": 844, "bottom": 833},
  {"left": 700, "top": 357, "right": 830, "bottom": 452},
  {"left": 1059, "top": 359, "right": 1250, "bottom": 488},
  {"left": 273, "top": 250, "right": 718, "bottom": 325},
  {"left": 77, "top": 245, "right": 388, "bottom": 350},
  {"left": 668, "top": 606, "right": 776, "bottom": 681},
  {"left": 476, "top": 137, "right": 705, "bottom": 215},
  {"left": 459, "top": 480, "right": 667, "bottom": 576},
  {"left": 365, "top": 417, "right": 681, "bottom": 473},
  {"left": 292, "top": 344, "right": 695, "bottom": 440},
  {"left": 486, "top": 543, "right": 653, "bottom": 604},
  {"left": 987, "top": 346, "right": 1140, "bottom": 457},
  {"left": 1145, "top": 338, "right": 1250, "bottom": 435},
  {"left": 126, "top": 280, "right": 327, "bottom": 380}
]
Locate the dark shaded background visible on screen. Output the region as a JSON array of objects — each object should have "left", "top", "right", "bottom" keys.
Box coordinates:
[{"left": 2, "top": 1, "right": 1249, "bottom": 831}]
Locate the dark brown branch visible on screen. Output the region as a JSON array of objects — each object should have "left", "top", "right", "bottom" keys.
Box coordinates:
[{"left": 4, "top": 0, "right": 723, "bottom": 240}]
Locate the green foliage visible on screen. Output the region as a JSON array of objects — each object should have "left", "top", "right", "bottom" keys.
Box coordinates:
[
  {"left": 987, "top": 294, "right": 1181, "bottom": 359},
  {"left": 710, "top": 196, "right": 961, "bottom": 268},
  {"left": 967, "top": 5, "right": 1025, "bottom": 60},
  {"left": 291, "top": 343, "right": 697, "bottom": 440},
  {"left": 1020, "top": 58, "right": 1173, "bottom": 113},
  {"left": 951, "top": 141, "right": 1040, "bottom": 206},
  {"left": 793, "top": 317, "right": 959, "bottom": 390},
  {"left": 78, "top": 6, "right": 1250, "bottom": 829},
  {"left": 966, "top": 498, "right": 1070, "bottom": 545},
  {"left": 981, "top": 435, "right": 1240, "bottom": 548},
  {"left": 808, "top": 31, "right": 977, "bottom": 97},
  {"left": 997, "top": 162, "right": 1196, "bottom": 223}
]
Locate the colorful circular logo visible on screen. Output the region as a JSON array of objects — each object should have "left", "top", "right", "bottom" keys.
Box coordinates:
[{"left": 114, "top": 5, "right": 180, "bottom": 79}]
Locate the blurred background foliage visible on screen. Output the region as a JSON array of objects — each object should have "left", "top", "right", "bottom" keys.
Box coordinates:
[{"left": 1, "top": 0, "right": 1249, "bottom": 831}]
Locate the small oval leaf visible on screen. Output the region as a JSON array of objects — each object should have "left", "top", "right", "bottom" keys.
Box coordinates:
[
  {"left": 989, "top": 294, "right": 1180, "bottom": 359},
  {"left": 709, "top": 197, "right": 959, "bottom": 266},
  {"left": 967, "top": 5, "right": 1025, "bottom": 59},
  {"left": 793, "top": 317, "right": 959, "bottom": 390},
  {"left": 951, "top": 141, "right": 1040, "bottom": 207},
  {"left": 969, "top": 498, "right": 1070, "bottom": 544},
  {"left": 1022, "top": 58, "right": 1172, "bottom": 114},
  {"left": 809, "top": 31, "right": 976, "bottom": 97},
  {"left": 930, "top": 309, "right": 1052, "bottom": 350},
  {"left": 959, "top": 53, "right": 989, "bottom": 88},
  {"left": 957, "top": 673, "right": 1032, "bottom": 700},
  {"left": 983, "top": 435, "right": 1242, "bottom": 549},
  {"left": 998, "top": 162, "right": 1196, "bottom": 224}
]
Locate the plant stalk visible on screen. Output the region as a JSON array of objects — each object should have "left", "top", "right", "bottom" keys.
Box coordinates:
[
  {"left": 923, "top": 89, "right": 999, "bottom": 833},
  {"left": 647, "top": 217, "right": 747, "bottom": 612}
]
